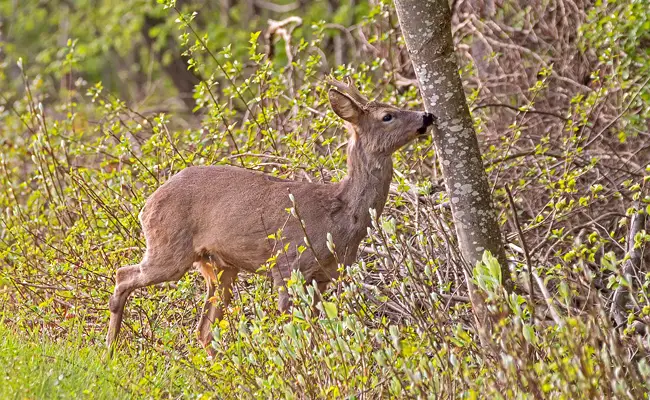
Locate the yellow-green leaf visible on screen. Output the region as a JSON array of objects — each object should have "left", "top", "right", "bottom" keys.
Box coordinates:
[{"left": 322, "top": 301, "right": 337, "bottom": 319}]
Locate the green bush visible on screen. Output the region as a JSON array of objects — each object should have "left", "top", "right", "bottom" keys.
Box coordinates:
[{"left": 1, "top": 0, "right": 650, "bottom": 398}]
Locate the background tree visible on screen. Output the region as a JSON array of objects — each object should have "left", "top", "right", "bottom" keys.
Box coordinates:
[
  {"left": 393, "top": 0, "right": 507, "bottom": 273},
  {"left": 393, "top": 0, "right": 512, "bottom": 339}
]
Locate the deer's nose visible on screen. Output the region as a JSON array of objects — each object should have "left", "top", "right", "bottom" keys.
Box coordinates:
[{"left": 423, "top": 112, "right": 435, "bottom": 127}]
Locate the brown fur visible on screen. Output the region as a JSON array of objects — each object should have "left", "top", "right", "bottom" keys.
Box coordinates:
[{"left": 106, "top": 79, "right": 435, "bottom": 357}]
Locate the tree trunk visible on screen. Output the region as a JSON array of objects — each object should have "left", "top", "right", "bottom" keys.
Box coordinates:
[
  {"left": 141, "top": 9, "right": 202, "bottom": 111},
  {"left": 393, "top": 0, "right": 508, "bottom": 276},
  {"left": 394, "top": 0, "right": 510, "bottom": 346},
  {"left": 611, "top": 202, "right": 647, "bottom": 328}
]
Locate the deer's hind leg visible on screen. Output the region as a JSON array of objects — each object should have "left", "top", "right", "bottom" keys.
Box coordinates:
[
  {"left": 107, "top": 245, "right": 194, "bottom": 357},
  {"left": 195, "top": 260, "right": 238, "bottom": 358},
  {"left": 107, "top": 264, "right": 142, "bottom": 355}
]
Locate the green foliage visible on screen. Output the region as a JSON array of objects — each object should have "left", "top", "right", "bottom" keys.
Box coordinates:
[
  {"left": 473, "top": 251, "right": 503, "bottom": 295},
  {"left": 581, "top": 0, "right": 650, "bottom": 136},
  {"left": 0, "top": 323, "right": 207, "bottom": 398},
  {"left": 2, "top": 0, "right": 650, "bottom": 398}
]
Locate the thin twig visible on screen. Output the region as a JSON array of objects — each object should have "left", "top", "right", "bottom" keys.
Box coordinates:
[{"left": 505, "top": 185, "right": 536, "bottom": 323}]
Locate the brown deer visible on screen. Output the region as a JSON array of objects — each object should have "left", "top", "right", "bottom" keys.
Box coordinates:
[{"left": 106, "top": 78, "right": 435, "bottom": 357}]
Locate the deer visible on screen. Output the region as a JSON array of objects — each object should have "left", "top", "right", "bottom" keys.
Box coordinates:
[{"left": 106, "top": 78, "right": 435, "bottom": 358}]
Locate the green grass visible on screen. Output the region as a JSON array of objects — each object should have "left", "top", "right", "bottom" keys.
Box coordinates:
[{"left": 0, "top": 322, "right": 208, "bottom": 399}]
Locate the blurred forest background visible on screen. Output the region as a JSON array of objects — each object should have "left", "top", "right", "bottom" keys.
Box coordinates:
[{"left": 1, "top": 0, "right": 650, "bottom": 398}]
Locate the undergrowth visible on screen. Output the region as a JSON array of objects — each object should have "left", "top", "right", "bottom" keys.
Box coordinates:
[
  {"left": 0, "top": 322, "right": 201, "bottom": 398},
  {"left": 1, "top": 0, "right": 650, "bottom": 398}
]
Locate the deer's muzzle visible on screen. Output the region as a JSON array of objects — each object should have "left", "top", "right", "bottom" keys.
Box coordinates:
[{"left": 417, "top": 112, "right": 436, "bottom": 135}]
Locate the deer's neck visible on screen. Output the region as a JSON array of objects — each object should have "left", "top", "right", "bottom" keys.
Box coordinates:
[{"left": 338, "top": 136, "right": 393, "bottom": 227}]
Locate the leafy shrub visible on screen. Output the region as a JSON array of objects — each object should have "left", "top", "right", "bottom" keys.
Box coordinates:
[{"left": 1, "top": 0, "right": 650, "bottom": 398}]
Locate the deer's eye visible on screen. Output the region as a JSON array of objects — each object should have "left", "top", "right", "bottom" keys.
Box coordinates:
[{"left": 382, "top": 114, "right": 393, "bottom": 122}]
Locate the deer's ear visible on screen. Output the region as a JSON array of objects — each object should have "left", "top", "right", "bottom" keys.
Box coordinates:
[{"left": 329, "top": 89, "right": 362, "bottom": 124}]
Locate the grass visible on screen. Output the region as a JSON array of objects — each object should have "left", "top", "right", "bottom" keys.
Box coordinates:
[{"left": 0, "top": 322, "right": 210, "bottom": 399}]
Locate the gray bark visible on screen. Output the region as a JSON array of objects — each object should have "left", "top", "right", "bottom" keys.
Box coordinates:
[
  {"left": 393, "top": 0, "right": 509, "bottom": 282},
  {"left": 611, "top": 204, "right": 647, "bottom": 328}
]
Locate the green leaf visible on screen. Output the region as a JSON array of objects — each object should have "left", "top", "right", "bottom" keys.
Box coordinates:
[{"left": 322, "top": 301, "right": 337, "bottom": 319}]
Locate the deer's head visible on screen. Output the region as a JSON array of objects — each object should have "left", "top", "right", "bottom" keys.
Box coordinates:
[{"left": 328, "top": 78, "right": 435, "bottom": 156}]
